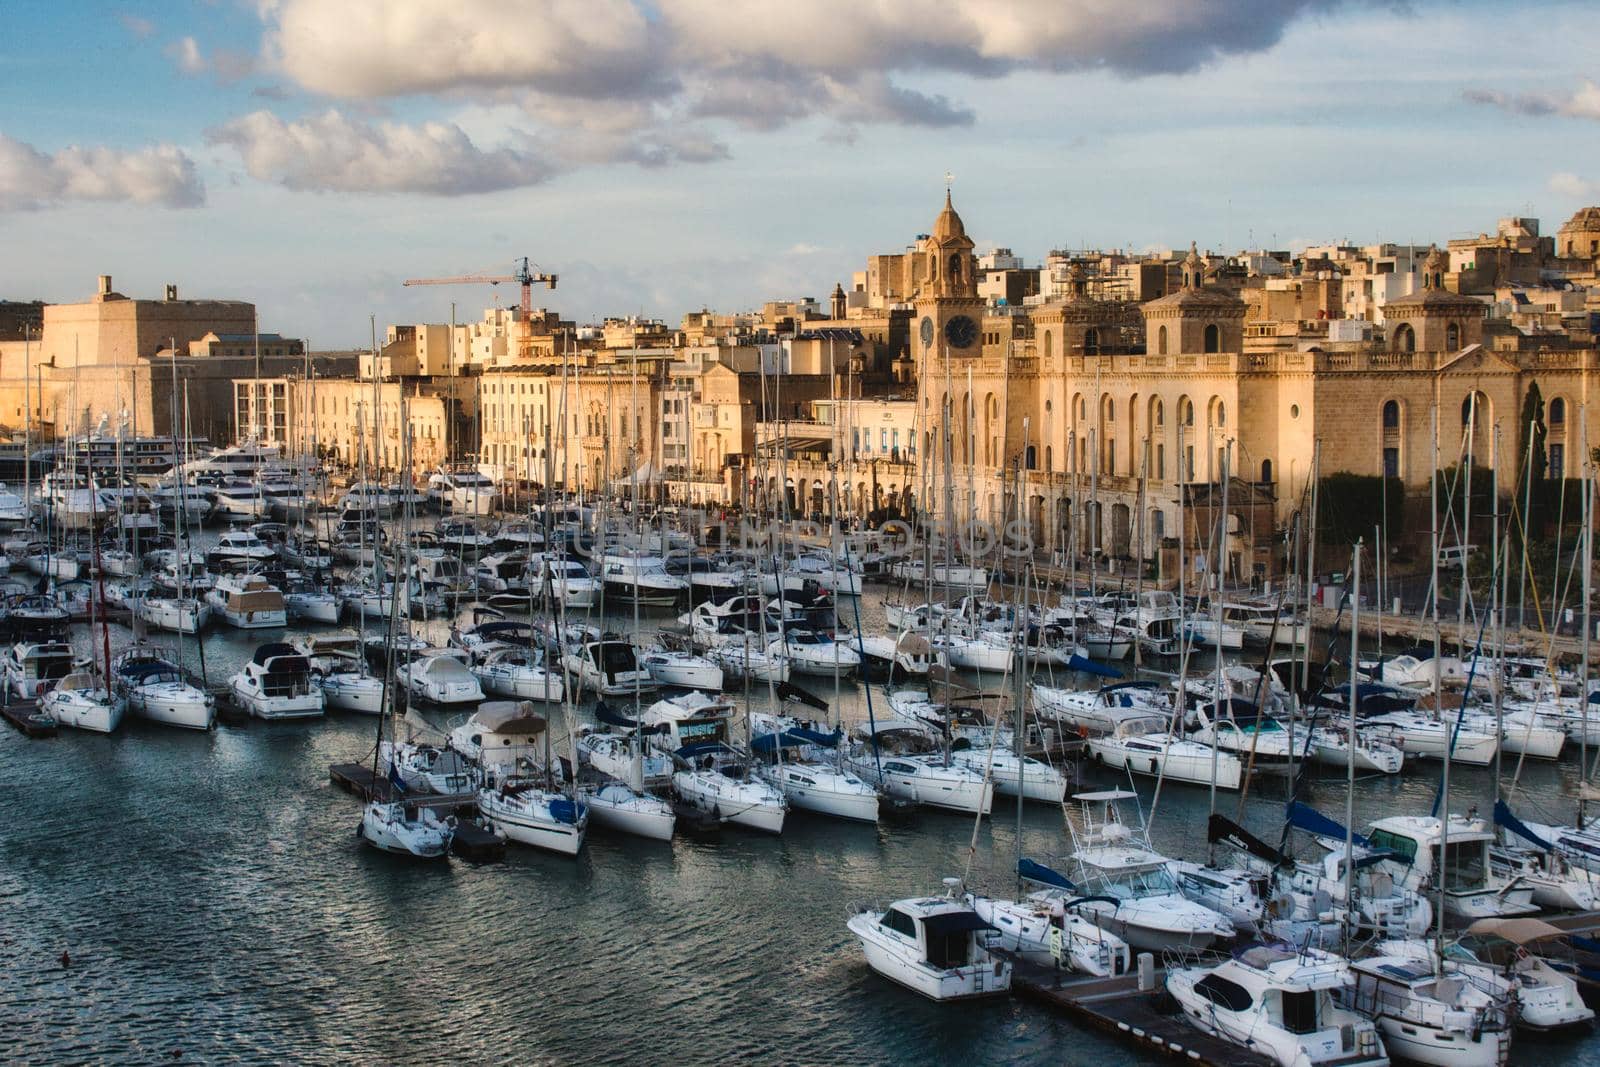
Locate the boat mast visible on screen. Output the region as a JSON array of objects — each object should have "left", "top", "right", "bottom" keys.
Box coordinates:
[
  {"left": 1430, "top": 402, "right": 1448, "bottom": 964},
  {"left": 1343, "top": 540, "right": 1360, "bottom": 951}
]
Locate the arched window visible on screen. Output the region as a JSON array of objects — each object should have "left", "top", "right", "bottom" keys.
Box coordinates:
[
  {"left": 1393, "top": 323, "right": 1415, "bottom": 353},
  {"left": 1084, "top": 328, "right": 1100, "bottom": 355},
  {"left": 948, "top": 254, "right": 962, "bottom": 285},
  {"left": 1446, "top": 322, "right": 1460, "bottom": 349},
  {"left": 1461, "top": 394, "right": 1478, "bottom": 425},
  {"left": 1024, "top": 444, "right": 1037, "bottom": 470},
  {"left": 1153, "top": 399, "right": 1164, "bottom": 426},
  {"left": 1105, "top": 397, "right": 1115, "bottom": 422},
  {"left": 1043, "top": 332, "right": 1053, "bottom": 359},
  {"left": 1382, "top": 400, "right": 1400, "bottom": 429},
  {"left": 1044, "top": 445, "right": 1052, "bottom": 472},
  {"left": 1551, "top": 397, "right": 1566, "bottom": 424},
  {"left": 1182, "top": 398, "right": 1194, "bottom": 426},
  {"left": 1203, "top": 323, "right": 1220, "bottom": 353},
  {"left": 1157, "top": 324, "right": 1168, "bottom": 355},
  {"left": 1215, "top": 401, "right": 1226, "bottom": 427},
  {"left": 1261, "top": 459, "right": 1273, "bottom": 483}
]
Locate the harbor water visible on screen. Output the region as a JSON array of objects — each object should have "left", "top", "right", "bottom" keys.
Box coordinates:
[{"left": 5, "top": 586, "right": 1600, "bottom": 1065}]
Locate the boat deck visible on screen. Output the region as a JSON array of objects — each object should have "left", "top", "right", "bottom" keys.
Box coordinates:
[
  {"left": 1001, "top": 955, "right": 1276, "bottom": 1067},
  {"left": 1, "top": 699, "right": 56, "bottom": 738}
]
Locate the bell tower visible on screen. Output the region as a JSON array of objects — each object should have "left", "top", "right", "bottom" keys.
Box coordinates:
[{"left": 913, "top": 189, "right": 985, "bottom": 367}]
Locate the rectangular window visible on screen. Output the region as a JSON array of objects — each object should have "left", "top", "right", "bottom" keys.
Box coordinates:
[
  {"left": 1383, "top": 447, "right": 1399, "bottom": 479},
  {"left": 1156, "top": 443, "right": 1166, "bottom": 481},
  {"left": 1550, "top": 443, "right": 1565, "bottom": 480},
  {"left": 1185, "top": 445, "right": 1195, "bottom": 481}
]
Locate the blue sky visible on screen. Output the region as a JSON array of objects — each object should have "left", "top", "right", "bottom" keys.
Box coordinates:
[{"left": 3, "top": 1, "right": 1599, "bottom": 348}]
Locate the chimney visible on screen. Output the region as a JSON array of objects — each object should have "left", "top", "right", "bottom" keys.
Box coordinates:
[
  {"left": 165, "top": 284, "right": 178, "bottom": 301},
  {"left": 98, "top": 274, "right": 112, "bottom": 296}
]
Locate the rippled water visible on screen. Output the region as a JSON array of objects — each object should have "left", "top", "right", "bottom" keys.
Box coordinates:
[{"left": 4, "top": 577, "right": 1600, "bottom": 1064}]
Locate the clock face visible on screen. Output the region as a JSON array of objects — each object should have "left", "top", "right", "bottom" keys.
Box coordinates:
[
  {"left": 919, "top": 316, "right": 934, "bottom": 348},
  {"left": 944, "top": 314, "right": 978, "bottom": 350}
]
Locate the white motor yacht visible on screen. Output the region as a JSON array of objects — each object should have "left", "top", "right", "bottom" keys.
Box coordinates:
[
  {"left": 205, "top": 573, "right": 287, "bottom": 629},
  {"left": 600, "top": 553, "right": 689, "bottom": 607},
  {"left": 639, "top": 646, "right": 724, "bottom": 691},
  {"left": 1055, "top": 790, "right": 1236, "bottom": 952},
  {"left": 284, "top": 581, "right": 340, "bottom": 625},
  {"left": 426, "top": 466, "right": 497, "bottom": 516},
  {"left": 41, "top": 669, "right": 125, "bottom": 733},
  {"left": 3, "top": 639, "right": 75, "bottom": 699},
  {"left": 1168, "top": 945, "right": 1388, "bottom": 1067},
  {"left": 1340, "top": 953, "right": 1512, "bottom": 1067},
  {"left": 768, "top": 629, "right": 860, "bottom": 677},
  {"left": 562, "top": 638, "right": 656, "bottom": 698},
  {"left": 530, "top": 554, "right": 600, "bottom": 608},
  {"left": 228, "top": 642, "right": 325, "bottom": 720},
  {"left": 847, "top": 878, "right": 1012, "bottom": 1001},
  {"left": 576, "top": 722, "right": 675, "bottom": 792},
  {"left": 1351, "top": 814, "right": 1538, "bottom": 922},
  {"left": 397, "top": 648, "right": 485, "bottom": 705},
  {"left": 706, "top": 643, "right": 791, "bottom": 684}
]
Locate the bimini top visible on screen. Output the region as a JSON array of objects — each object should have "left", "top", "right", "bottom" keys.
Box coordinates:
[
  {"left": 919, "top": 910, "right": 996, "bottom": 938},
  {"left": 1465, "top": 917, "right": 1566, "bottom": 945},
  {"left": 252, "top": 642, "right": 299, "bottom": 666}
]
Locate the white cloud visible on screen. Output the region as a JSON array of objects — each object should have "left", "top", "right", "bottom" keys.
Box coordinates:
[
  {"left": 1550, "top": 172, "right": 1600, "bottom": 199},
  {"left": 167, "top": 36, "right": 207, "bottom": 76},
  {"left": 204, "top": 109, "right": 558, "bottom": 195},
  {"left": 119, "top": 14, "right": 154, "bottom": 39},
  {"left": 263, "top": 0, "right": 667, "bottom": 100},
  {"left": 0, "top": 134, "right": 205, "bottom": 211},
  {"left": 254, "top": 0, "right": 1346, "bottom": 136},
  {"left": 1466, "top": 78, "right": 1600, "bottom": 120}
]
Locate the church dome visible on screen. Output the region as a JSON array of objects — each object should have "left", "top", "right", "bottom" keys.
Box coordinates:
[
  {"left": 1559, "top": 206, "right": 1600, "bottom": 234},
  {"left": 932, "top": 190, "right": 968, "bottom": 243}
]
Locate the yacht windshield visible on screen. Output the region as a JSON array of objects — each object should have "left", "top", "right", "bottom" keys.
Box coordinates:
[
  {"left": 1095, "top": 866, "right": 1177, "bottom": 899},
  {"left": 1434, "top": 839, "right": 1489, "bottom": 891}
]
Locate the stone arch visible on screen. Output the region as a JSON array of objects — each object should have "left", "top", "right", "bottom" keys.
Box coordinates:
[
  {"left": 1044, "top": 444, "right": 1052, "bottom": 472},
  {"left": 1260, "top": 458, "right": 1273, "bottom": 483},
  {"left": 1446, "top": 322, "right": 1461, "bottom": 349},
  {"left": 1382, "top": 399, "right": 1400, "bottom": 428},
  {"left": 1393, "top": 322, "right": 1415, "bottom": 353},
  {"left": 1157, "top": 324, "right": 1168, "bottom": 356}
]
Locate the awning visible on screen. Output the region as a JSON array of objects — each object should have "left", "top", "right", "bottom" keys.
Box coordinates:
[
  {"left": 610, "top": 462, "right": 659, "bottom": 490},
  {"left": 1466, "top": 917, "right": 1567, "bottom": 945}
]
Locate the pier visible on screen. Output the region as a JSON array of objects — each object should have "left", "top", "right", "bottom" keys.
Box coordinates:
[
  {"left": 1000, "top": 956, "right": 1274, "bottom": 1067},
  {"left": 0, "top": 699, "right": 56, "bottom": 738}
]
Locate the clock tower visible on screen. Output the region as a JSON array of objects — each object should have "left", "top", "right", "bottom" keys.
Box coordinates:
[{"left": 912, "top": 190, "right": 985, "bottom": 369}]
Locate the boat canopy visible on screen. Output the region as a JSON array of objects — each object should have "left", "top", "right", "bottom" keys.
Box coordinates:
[
  {"left": 919, "top": 910, "right": 997, "bottom": 937},
  {"left": 252, "top": 642, "right": 299, "bottom": 666},
  {"left": 1465, "top": 917, "right": 1566, "bottom": 945},
  {"left": 751, "top": 725, "right": 842, "bottom": 753}
]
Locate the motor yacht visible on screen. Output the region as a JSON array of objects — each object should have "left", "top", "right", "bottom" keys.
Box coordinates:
[
  {"left": 600, "top": 553, "right": 689, "bottom": 607},
  {"left": 470, "top": 647, "right": 565, "bottom": 703},
  {"left": 1340, "top": 953, "right": 1511, "bottom": 1067},
  {"left": 848, "top": 878, "right": 1011, "bottom": 1001},
  {"left": 562, "top": 638, "right": 656, "bottom": 698},
  {"left": 228, "top": 642, "right": 325, "bottom": 720},
  {"left": 639, "top": 645, "right": 724, "bottom": 691},
  {"left": 768, "top": 629, "right": 860, "bottom": 677},
  {"left": 205, "top": 572, "right": 287, "bottom": 629},
  {"left": 426, "top": 466, "right": 497, "bottom": 516},
  {"left": 1168, "top": 944, "right": 1388, "bottom": 1067},
  {"left": 1350, "top": 814, "right": 1538, "bottom": 922},
  {"left": 1086, "top": 713, "right": 1243, "bottom": 790},
  {"left": 3, "top": 638, "right": 75, "bottom": 699}
]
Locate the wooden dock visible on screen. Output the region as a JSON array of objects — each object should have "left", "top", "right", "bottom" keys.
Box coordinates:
[
  {"left": 0, "top": 699, "right": 56, "bottom": 738},
  {"left": 1004, "top": 958, "right": 1275, "bottom": 1067},
  {"left": 328, "top": 762, "right": 477, "bottom": 812}
]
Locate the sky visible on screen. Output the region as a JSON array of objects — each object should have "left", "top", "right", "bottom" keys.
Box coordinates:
[{"left": 3, "top": 0, "right": 1600, "bottom": 348}]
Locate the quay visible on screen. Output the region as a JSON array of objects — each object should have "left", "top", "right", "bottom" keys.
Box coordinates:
[
  {"left": 1308, "top": 604, "right": 1598, "bottom": 663},
  {"left": 1000, "top": 955, "right": 1274, "bottom": 1067},
  {"left": 0, "top": 699, "right": 56, "bottom": 738}
]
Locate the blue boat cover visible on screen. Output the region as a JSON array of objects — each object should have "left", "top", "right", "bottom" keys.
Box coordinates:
[
  {"left": 1018, "top": 857, "right": 1075, "bottom": 891},
  {"left": 1068, "top": 654, "right": 1122, "bottom": 678},
  {"left": 1286, "top": 801, "right": 1368, "bottom": 847},
  {"left": 549, "top": 797, "right": 585, "bottom": 825},
  {"left": 751, "top": 727, "right": 841, "bottom": 753},
  {"left": 387, "top": 760, "right": 408, "bottom": 795},
  {"left": 1494, "top": 799, "right": 1556, "bottom": 852}
]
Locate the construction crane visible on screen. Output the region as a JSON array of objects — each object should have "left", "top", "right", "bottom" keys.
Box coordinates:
[{"left": 402, "top": 256, "right": 557, "bottom": 318}]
